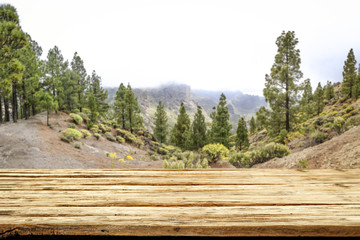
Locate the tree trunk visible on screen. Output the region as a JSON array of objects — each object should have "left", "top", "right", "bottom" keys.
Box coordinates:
[
  {"left": 0, "top": 96, "right": 2, "bottom": 124},
  {"left": 12, "top": 84, "right": 18, "bottom": 123},
  {"left": 4, "top": 97, "right": 10, "bottom": 122},
  {"left": 285, "top": 80, "right": 290, "bottom": 132},
  {"left": 47, "top": 110, "right": 49, "bottom": 126},
  {"left": 23, "top": 82, "right": 29, "bottom": 120},
  {"left": 32, "top": 104, "right": 36, "bottom": 116}
]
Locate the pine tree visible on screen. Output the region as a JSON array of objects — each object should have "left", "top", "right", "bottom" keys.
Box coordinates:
[
  {"left": 236, "top": 117, "right": 249, "bottom": 151},
  {"left": 313, "top": 82, "right": 324, "bottom": 115},
  {"left": 154, "top": 101, "right": 168, "bottom": 143},
  {"left": 300, "top": 78, "right": 313, "bottom": 116},
  {"left": 255, "top": 106, "right": 270, "bottom": 130},
  {"left": 170, "top": 102, "right": 191, "bottom": 150},
  {"left": 264, "top": 31, "right": 303, "bottom": 133},
  {"left": 45, "top": 46, "right": 66, "bottom": 101},
  {"left": 191, "top": 106, "right": 207, "bottom": 150},
  {"left": 36, "top": 90, "right": 58, "bottom": 126},
  {"left": 124, "top": 83, "right": 143, "bottom": 132},
  {"left": 71, "top": 52, "right": 88, "bottom": 112},
  {"left": 114, "top": 83, "right": 127, "bottom": 129},
  {"left": 210, "top": 93, "right": 232, "bottom": 148},
  {"left": 341, "top": 48, "right": 357, "bottom": 99},
  {"left": 249, "top": 116, "right": 256, "bottom": 134},
  {"left": 324, "top": 80, "right": 335, "bottom": 100},
  {"left": 19, "top": 35, "right": 42, "bottom": 120},
  {"left": 0, "top": 4, "right": 27, "bottom": 123},
  {"left": 87, "top": 90, "right": 98, "bottom": 124},
  {"left": 89, "top": 70, "right": 109, "bottom": 115}
]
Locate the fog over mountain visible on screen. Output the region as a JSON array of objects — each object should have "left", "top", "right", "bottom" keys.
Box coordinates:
[{"left": 106, "top": 83, "right": 266, "bottom": 132}]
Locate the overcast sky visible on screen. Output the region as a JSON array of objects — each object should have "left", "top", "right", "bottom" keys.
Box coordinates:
[{"left": 3, "top": 0, "right": 360, "bottom": 95}]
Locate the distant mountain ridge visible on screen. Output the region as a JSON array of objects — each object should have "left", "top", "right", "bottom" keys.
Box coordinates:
[{"left": 106, "top": 83, "right": 266, "bottom": 132}]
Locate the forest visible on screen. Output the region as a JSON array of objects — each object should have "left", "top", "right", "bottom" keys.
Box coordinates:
[{"left": 1, "top": 4, "right": 360, "bottom": 169}]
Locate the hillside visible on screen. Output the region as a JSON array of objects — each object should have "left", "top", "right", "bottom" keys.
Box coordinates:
[{"left": 106, "top": 83, "right": 266, "bottom": 131}]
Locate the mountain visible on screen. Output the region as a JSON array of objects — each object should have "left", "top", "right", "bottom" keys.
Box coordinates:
[{"left": 106, "top": 83, "right": 266, "bottom": 132}]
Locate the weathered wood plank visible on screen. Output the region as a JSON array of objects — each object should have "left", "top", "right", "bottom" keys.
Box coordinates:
[{"left": 0, "top": 169, "right": 359, "bottom": 237}]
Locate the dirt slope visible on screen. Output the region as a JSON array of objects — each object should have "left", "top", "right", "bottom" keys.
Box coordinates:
[
  {"left": 253, "top": 125, "right": 360, "bottom": 169},
  {"left": 0, "top": 112, "right": 163, "bottom": 169}
]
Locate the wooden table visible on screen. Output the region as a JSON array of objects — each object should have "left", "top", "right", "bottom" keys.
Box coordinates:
[{"left": 0, "top": 169, "right": 359, "bottom": 238}]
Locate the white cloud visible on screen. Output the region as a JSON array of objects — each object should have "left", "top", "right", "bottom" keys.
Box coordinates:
[{"left": 4, "top": 0, "right": 360, "bottom": 95}]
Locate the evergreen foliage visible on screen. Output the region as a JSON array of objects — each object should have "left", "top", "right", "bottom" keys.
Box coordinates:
[
  {"left": 300, "top": 78, "right": 313, "bottom": 116},
  {"left": 264, "top": 31, "right": 303, "bottom": 134},
  {"left": 255, "top": 106, "right": 270, "bottom": 130},
  {"left": 170, "top": 102, "right": 191, "bottom": 150},
  {"left": 341, "top": 48, "right": 357, "bottom": 99},
  {"left": 36, "top": 90, "right": 58, "bottom": 126},
  {"left": 154, "top": 101, "right": 168, "bottom": 143},
  {"left": 249, "top": 116, "right": 256, "bottom": 134},
  {"left": 313, "top": 82, "right": 324, "bottom": 115},
  {"left": 236, "top": 117, "right": 249, "bottom": 151},
  {"left": 190, "top": 106, "right": 207, "bottom": 150},
  {"left": 324, "top": 81, "right": 335, "bottom": 100},
  {"left": 70, "top": 52, "right": 88, "bottom": 112},
  {"left": 210, "top": 93, "right": 232, "bottom": 148}
]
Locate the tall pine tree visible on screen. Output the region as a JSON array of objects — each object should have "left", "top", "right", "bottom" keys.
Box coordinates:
[
  {"left": 114, "top": 83, "right": 127, "bottom": 129},
  {"left": 324, "top": 80, "right": 335, "bottom": 100},
  {"left": 256, "top": 106, "right": 270, "bottom": 130},
  {"left": 236, "top": 117, "right": 249, "bottom": 151},
  {"left": 154, "top": 101, "right": 168, "bottom": 143},
  {"left": 70, "top": 52, "right": 88, "bottom": 112},
  {"left": 190, "top": 105, "right": 207, "bottom": 150},
  {"left": 89, "top": 70, "right": 109, "bottom": 115},
  {"left": 341, "top": 48, "right": 357, "bottom": 99},
  {"left": 264, "top": 31, "right": 303, "bottom": 133},
  {"left": 0, "top": 4, "right": 27, "bottom": 123},
  {"left": 249, "top": 116, "right": 256, "bottom": 134},
  {"left": 300, "top": 78, "right": 313, "bottom": 117},
  {"left": 170, "top": 102, "right": 191, "bottom": 150},
  {"left": 313, "top": 82, "right": 324, "bottom": 115},
  {"left": 210, "top": 93, "right": 232, "bottom": 148},
  {"left": 124, "top": 83, "right": 143, "bottom": 132}
]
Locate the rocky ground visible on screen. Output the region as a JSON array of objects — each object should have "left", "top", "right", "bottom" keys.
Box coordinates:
[
  {"left": 253, "top": 124, "right": 360, "bottom": 169},
  {"left": 0, "top": 112, "right": 163, "bottom": 169}
]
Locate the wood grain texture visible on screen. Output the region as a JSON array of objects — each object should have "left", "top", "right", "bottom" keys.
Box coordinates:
[{"left": 0, "top": 169, "right": 359, "bottom": 237}]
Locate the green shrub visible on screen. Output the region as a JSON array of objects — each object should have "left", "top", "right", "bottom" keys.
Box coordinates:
[
  {"left": 150, "top": 155, "right": 158, "bottom": 161},
  {"left": 105, "top": 133, "right": 116, "bottom": 142},
  {"left": 116, "top": 136, "right": 125, "bottom": 143},
  {"left": 69, "top": 113, "right": 83, "bottom": 125},
  {"left": 90, "top": 125, "right": 99, "bottom": 133},
  {"left": 74, "top": 141, "right": 82, "bottom": 149},
  {"left": 157, "top": 147, "right": 170, "bottom": 155},
  {"left": 163, "top": 160, "right": 185, "bottom": 169},
  {"left": 285, "top": 131, "right": 305, "bottom": 144},
  {"left": 116, "top": 128, "right": 137, "bottom": 143},
  {"left": 345, "top": 106, "right": 354, "bottom": 113},
  {"left": 81, "top": 129, "right": 91, "bottom": 138},
  {"left": 250, "top": 142, "right": 290, "bottom": 165},
  {"left": 135, "top": 138, "right": 144, "bottom": 147},
  {"left": 333, "top": 117, "right": 345, "bottom": 133},
  {"left": 202, "top": 143, "right": 229, "bottom": 163},
  {"left": 229, "top": 152, "right": 252, "bottom": 168},
  {"left": 68, "top": 123, "right": 76, "bottom": 129},
  {"left": 278, "top": 129, "right": 288, "bottom": 144},
  {"left": 94, "top": 133, "right": 101, "bottom": 140},
  {"left": 310, "top": 130, "right": 327, "bottom": 144},
  {"left": 78, "top": 112, "right": 90, "bottom": 123},
  {"left": 60, "top": 128, "right": 82, "bottom": 143},
  {"left": 297, "top": 159, "right": 308, "bottom": 169},
  {"left": 344, "top": 115, "right": 360, "bottom": 130},
  {"left": 99, "top": 123, "right": 112, "bottom": 133}
]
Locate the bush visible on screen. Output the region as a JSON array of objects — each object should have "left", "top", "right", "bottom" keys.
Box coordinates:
[
  {"left": 105, "top": 133, "right": 116, "bottom": 142},
  {"left": 135, "top": 138, "right": 144, "bottom": 147},
  {"left": 285, "top": 131, "right": 305, "bottom": 144},
  {"left": 202, "top": 143, "right": 229, "bottom": 163},
  {"left": 94, "top": 133, "right": 101, "bottom": 140},
  {"left": 74, "top": 141, "right": 82, "bottom": 149},
  {"left": 333, "top": 117, "right": 345, "bottom": 133},
  {"left": 310, "top": 130, "right": 327, "bottom": 144},
  {"left": 78, "top": 112, "right": 90, "bottom": 123},
  {"left": 81, "top": 129, "right": 91, "bottom": 138},
  {"left": 344, "top": 115, "right": 360, "bottom": 130},
  {"left": 116, "top": 128, "right": 137, "bottom": 143},
  {"left": 297, "top": 159, "right": 308, "bottom": 169},
  {"left": 345, "top": 106, "right": 354, "bottom": 113},
  {"left": 278, "top": 129, "right": 288, "bottom": 144},
  {"left": 116, "top": 136, "right": 125, "bottom": 143},
  {"left": 150, "top": 155, "right": 158, "bottom": 161},
  {"left": 99, "top": 123, "right": 112, "bottom": 133},
  {"left": 60, "top": 128, "right": 82, "bottom": 143},
  {"left": 229, "top": 152, "right": 252, "bottom": 168},
  {"left": 69, "top": 113, "right": 83, "bottom": 125},
  {"left": 251, "top": 142, "right": 290, "bottom": 165},
  {"left": 68, "top": 123, "right": 76, "bottom": 129}
]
